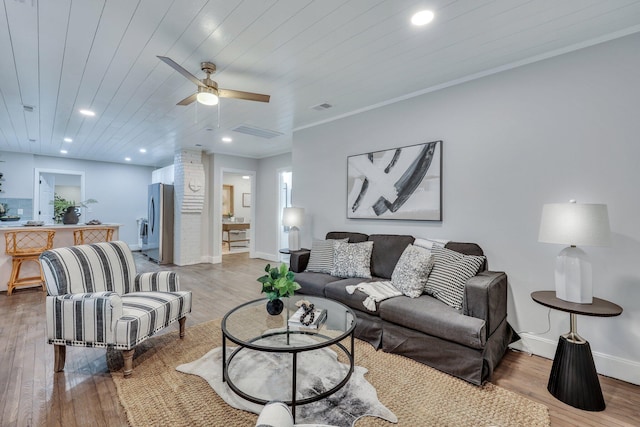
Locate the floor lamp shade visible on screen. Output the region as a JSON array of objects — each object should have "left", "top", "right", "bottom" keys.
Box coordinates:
[
  {"left": 282, "top": 207, "right": 304, "bottom": 251},
  {"left": 538, "top": 202, "right": 611, "bottom": 304}
]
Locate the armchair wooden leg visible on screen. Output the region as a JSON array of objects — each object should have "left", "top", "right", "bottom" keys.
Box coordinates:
[
  {"left": 54, "top": 345, "right": 66, "bottom": 372},
  {"left": 179, "top": 317, "right": 186, "bottom": 339},
  {"left": 122, "top": 349, "right": 135, "bottom": 378}
]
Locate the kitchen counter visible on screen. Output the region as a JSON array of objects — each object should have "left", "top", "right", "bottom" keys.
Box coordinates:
[{"left": 0, "top": 223, "right": 121, "bottom": 293}]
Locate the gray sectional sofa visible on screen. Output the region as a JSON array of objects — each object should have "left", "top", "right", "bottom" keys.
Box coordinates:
[{"left": 289, "top": 232, "right": 515, "bottom": 385}]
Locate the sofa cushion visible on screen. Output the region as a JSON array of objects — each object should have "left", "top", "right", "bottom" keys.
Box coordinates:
[
  {"left": 294, "top": 272, "right": 339, "bottom": 297},
  {"left": 391, "top": 244, "right": 435, "bottom": 298},
  {"left": 425, "top": 247, "right": 485, "bottom": 309},
  {"left": 379, "top": 294, "right": 486, "bottom": 349},
  {"left": 114, "top": 290, "right": 192, "bottom": 349},
  {"left": 331, "top": 241, "right": 374, "bottom": 279},
  {"left": 324, "top": 277, "right": 384, "bottom": 316},
  {"left": 326, "top": 231, "right": 369, "bottom": 243},
  {"left": 368, "top": 234, "right": 415, "bottom": 279},
  {"left": 306, "top": 238, "right": 348, "bottom": 273}
]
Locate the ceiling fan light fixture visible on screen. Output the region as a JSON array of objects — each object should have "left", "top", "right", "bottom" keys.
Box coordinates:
[{"left": 197, "top": 86, "right": 219, "bottom": 105}]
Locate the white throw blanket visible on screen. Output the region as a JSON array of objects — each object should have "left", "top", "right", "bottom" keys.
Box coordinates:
[{"left": 345, "top": 280, "right": 402, "bottom": 311}]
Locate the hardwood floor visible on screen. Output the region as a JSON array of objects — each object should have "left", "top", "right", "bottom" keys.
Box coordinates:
[{"left": 0, "top": 252, "right": 638, "bottom": 426}]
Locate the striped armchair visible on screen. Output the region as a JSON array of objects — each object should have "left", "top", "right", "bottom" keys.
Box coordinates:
[{"left": 40, "top": 241, "right": 192, "bottom": 377}]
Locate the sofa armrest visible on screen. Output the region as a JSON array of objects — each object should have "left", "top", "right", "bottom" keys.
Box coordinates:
[
  {"left": 463, "top": 271, "right": 507, "bottom": 336},
  {"left": 289, "top": 249, "right": 311, "bottom": 273},
  {"left": 45, "top": 292, "right": 123, "bottom": 343},
  {"left": 134, "top": 271, "right": 180, "bottom": 292}
]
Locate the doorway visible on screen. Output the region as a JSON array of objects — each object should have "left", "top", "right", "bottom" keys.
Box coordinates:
[
  {"left": 33, "top": 169, "right": 85, "bottom": 224},
  {"left": 221, "top": 171, "right": 254, "bottom": 256},
  {"left": 278, "top": 168, "right": 292, "bottom": 262}
]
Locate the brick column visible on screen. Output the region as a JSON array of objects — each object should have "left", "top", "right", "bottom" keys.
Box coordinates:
[{"left": 173, "top": 150, "right": 205, "bottom": 266}]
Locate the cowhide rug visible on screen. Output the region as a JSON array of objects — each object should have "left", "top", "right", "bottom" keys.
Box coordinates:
[{"left": 176, "top": 334, "right": 397, "bottom": 427}]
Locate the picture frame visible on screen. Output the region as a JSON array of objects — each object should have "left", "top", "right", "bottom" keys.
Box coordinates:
[
  {"left": 242, "top": 193, "right": 251, "bottom": 207},
  {"left": 346, "top": 140, "right": 442, "bottom": 220}
]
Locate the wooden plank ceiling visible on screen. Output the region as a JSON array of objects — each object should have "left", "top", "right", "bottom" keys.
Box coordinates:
[{"left": 1, "top": 0, "right": 640, "bottom": 166}]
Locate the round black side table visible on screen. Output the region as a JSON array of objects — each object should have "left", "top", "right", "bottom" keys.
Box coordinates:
[{"left": 531, "top": 291, "right": 622, "bottom": 411}]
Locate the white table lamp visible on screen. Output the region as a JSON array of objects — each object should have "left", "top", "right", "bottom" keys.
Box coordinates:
[
  {"left": 538, "top": 200, "right": 611, "bottom": 304},
  {"left": 282, "top": 207, "right": 304, "bottom": 251}
]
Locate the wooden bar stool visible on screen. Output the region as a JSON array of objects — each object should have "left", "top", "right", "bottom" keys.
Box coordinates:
[
  {"left": 73, "top": 227, "right": 115, "bottom": 245},
  {"left": 5, "top": 229, "right": 55, "bottom": 295}
]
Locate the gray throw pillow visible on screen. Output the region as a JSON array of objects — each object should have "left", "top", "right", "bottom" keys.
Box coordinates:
[
  {"left": 331, "top": 241, "right": 374, "bottom": 279},
  {"left": 425, "top": 247, "right": 485, "bottom": 309},
  {"left": 391, "top": 244, "right": 435, "bottom": 298},
  {"left": 306, "top": 238, "right": 348, "bottom": 273}
]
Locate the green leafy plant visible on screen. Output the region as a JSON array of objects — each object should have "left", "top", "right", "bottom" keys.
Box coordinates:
[
  {"left": 52, "top": 194, "right": 98, "bottom": 223},
  {"left": 257, "top": 263, "right": 301, "bottom": 301}
]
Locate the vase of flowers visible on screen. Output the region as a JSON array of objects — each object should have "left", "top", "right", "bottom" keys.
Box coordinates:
[{"left": 257, "top": 263, "right": 301, "bottom": 315}]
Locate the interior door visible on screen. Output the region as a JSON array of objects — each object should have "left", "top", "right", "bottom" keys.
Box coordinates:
[{"left": 39, "top": 173, "right": 55, "bottom": 222}]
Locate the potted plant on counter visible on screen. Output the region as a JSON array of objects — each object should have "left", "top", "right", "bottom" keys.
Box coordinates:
[
  {"left": 257, "top": 263, "right": 301, "bottom": 315},
  {"left": 52, "top": 195, "right": 98, "bottom": 224}
]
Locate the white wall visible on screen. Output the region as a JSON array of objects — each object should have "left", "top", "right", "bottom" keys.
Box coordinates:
[
  {"left": 1, "top": 152, "right": 35, "bottom": 197},
  {"left": 255, "top": 153, "right": 292, "bottom": 261},
  {"left": 0, "top": 153, "right": 154, "bottom": 246},
  {"left": 292, "top": 33, "right": 640, "bottom": 384}
]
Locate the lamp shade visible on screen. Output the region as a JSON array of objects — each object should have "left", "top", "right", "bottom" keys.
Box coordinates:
[
  {"left": 282, "top": 207, "right": 304, "bottom": 227},
  {"left": 538, "top": 202, "right": 611, "bottom": 247}
]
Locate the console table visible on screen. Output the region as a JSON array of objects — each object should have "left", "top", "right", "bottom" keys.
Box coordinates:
[
  {"left": 531, "top": 291, "right": 622, "bottom": 411},
  {"left": 222, "top": 222, "right": 250, "bottom": 248}
]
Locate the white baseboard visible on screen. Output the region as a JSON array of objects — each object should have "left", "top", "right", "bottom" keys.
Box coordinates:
[
  {"left": 200, "top": 255, "right": 217, "bottom": 264},
  {"left": 512, "top": 333, "right": 640, "bottom": 386},
  {"left": 129, "top": 243, "right": 141, "bottom": 251},
  {"left": 252, "top": 251, "right": 279, "bottom": 262}
]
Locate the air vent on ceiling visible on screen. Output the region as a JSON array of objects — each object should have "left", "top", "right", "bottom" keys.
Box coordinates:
[
  {"left": 310, "top": 102, "right": 333, "bottom": 111},
  {"left": 232, "top": 124, "right": 283, "bottom": 139},
  {"left": 23, "top": 105, "right": 35, "bottom": 112}
]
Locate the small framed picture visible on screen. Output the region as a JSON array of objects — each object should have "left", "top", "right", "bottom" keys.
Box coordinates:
[{"left": 242, "top": 193, "right": 251, "bottom": 207}]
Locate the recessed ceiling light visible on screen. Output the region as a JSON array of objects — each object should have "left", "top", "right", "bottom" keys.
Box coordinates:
[
  {"left": 411, "top": 10, "right": 434, "bottom": 26},
  {"left": 79, "top": 109, "right": 96, "bottom": 116},
  {"left": 60, "top": 149, "right": 68, "bottom": 154},
  {"left": 139, "top": 148, "right": 147, "bottom": 153},
  {"left": 124, "top": 157, "right": 131, "bottom": 161},
  {"left": 64, "top": 137, "right": 73, "bottom": 143},
  {"left": 242, "top": 175, "right": 250, "bottom": 180},
  {"left": 222, "top": 137, "right": 232, "bottom": 143}
]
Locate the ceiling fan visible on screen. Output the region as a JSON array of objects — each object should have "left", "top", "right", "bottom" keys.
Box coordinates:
[{"left": 157, "top": 56, "right": 270, "bottom": 106}]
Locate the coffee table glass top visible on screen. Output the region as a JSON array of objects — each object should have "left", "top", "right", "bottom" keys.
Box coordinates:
[{"left": 222, "top": 295, "right": 356, "bottom": 351}]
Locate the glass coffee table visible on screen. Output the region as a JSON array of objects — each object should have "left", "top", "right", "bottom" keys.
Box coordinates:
[{"left": 221, "top": 295, "right": 356, "bottom": 420}]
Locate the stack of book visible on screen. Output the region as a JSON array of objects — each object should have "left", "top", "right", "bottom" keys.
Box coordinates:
[{"left": 287, "top": 306, "right": 327, "bottom": 329}]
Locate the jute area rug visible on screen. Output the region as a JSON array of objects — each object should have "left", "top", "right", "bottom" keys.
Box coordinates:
[{"left": 107, "top": 319, "right": 550, "bottom": 427}]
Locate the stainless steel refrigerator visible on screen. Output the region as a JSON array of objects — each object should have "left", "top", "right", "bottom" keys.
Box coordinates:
[{"left": 142, "top": 183, "right": 174, "bottom": 264}]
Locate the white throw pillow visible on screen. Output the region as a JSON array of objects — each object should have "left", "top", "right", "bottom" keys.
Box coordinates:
[
  {"left": 425, "top": 247, "right": 485, "bottom": 309},
  {"left": 331, "top": 241, "right": 374, "bottom": 279},
  {"left": 391, "top": 244, "right": 435, "bottom": 298},
  {"left": 305, "top": 238, "right": 348, "bottom": 273}
]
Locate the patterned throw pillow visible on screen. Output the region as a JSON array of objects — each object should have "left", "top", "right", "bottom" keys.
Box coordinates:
[
  {"left": 331, "top": 241, "right": 374, "bottom": 279},
  {"left": 306, "top": 238, "right": 348, "bottom": 273},
  {"left": 391, "top": 244, "right": 435, "bottom": 298},
  {"left": 425, "top": 247, "right": 485, "bottom": 309}
]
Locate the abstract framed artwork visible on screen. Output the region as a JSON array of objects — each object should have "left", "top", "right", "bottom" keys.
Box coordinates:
[{"left": 347, "top": 140, "right": 442, "bottom": 220}]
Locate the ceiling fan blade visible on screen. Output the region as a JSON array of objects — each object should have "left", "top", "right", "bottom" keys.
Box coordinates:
[
  {"left": 157, "top": 56, "right": 207, "bottom": 88},
  {"left": 219, "top": 89, "right": 270, "bottom": 103},
  {"left": 177, "top": 93, "right": 197, "bottom": 106}
]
